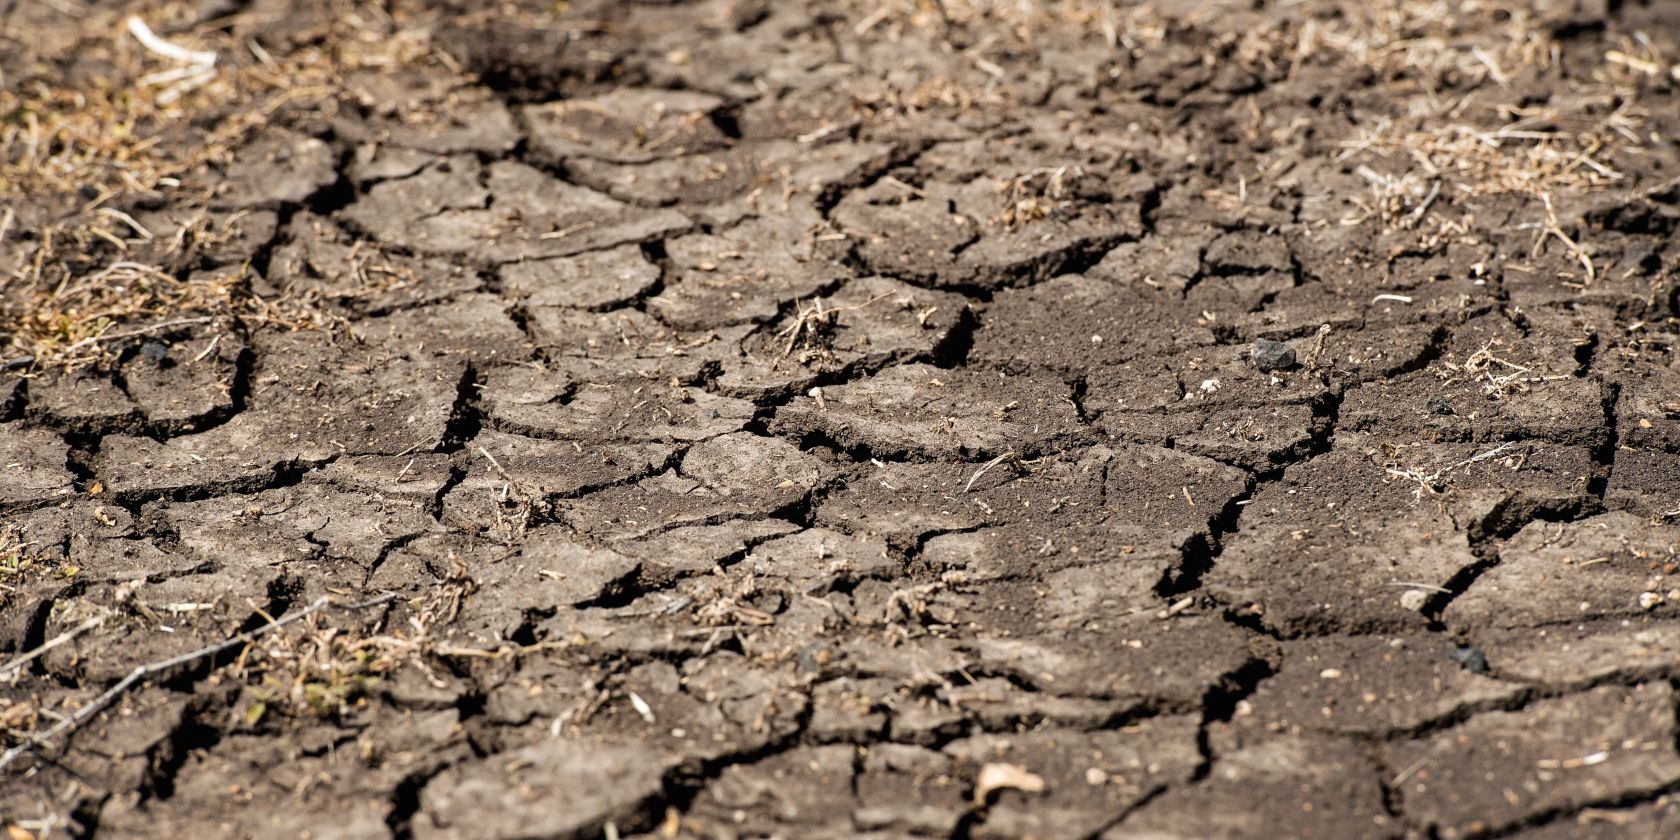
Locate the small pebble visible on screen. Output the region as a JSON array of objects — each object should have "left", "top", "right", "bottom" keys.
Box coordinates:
[
  {"left": 1449, "top": 646, "right": 1488, "bottom": 673},
  {"left": 140, "top": 341, "right": 170, "bottom": 365},
  {"left": 1252, "top": 337, "right": 1296, "bottom": 371}
]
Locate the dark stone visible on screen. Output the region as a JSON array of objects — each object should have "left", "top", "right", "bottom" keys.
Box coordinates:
[
  {"left": 1450, "top": 645, "right": 1488, "bottom": 673},
  {"left": 1253, "top": 338, "right": 1297, "bottom": 371}
]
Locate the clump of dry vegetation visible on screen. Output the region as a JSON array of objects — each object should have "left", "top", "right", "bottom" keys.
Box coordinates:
[
  {"left": 235, "top": 617, "right": 403, "bottom": 723},
  {"left": 1324, "top": 7, "right": 1659, "bottom": 226},
  {"left": 5, "top": 0, "right": 1675, "bottom": 374},
  {"left": 1295, "top": 2, "right": 1672, "bottom": 230},
  {"left": 859, "top": 1, "right": 1673, "bottom": 236},
  {"left": 993, "top": 165, "right": 1086, "bottom": 230},
  {"left": 854, "top": 0, "right": 1169, "bottom": 47},
  {"left": 0, "top": 1, "right": 447, "bottom": 370},
  {"left": 0, "top": 524, "right": 48, "bottom": 612}
]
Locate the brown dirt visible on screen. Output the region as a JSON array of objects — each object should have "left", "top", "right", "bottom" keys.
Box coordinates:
[{"left": 4, "top": 1, "right": 1680, "bottom": 838}]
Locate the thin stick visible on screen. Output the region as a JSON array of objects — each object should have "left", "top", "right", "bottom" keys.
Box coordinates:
[
  {"left": 1384, "top": 441, "right": 1520, "bottom": 501},
  {"left": 59, "top": 316, "right": 215, "bottom": 354},
  {"left": 476, "top": 445, "right": 530, "bottom": 500},
  {"left": 1403, "top": 180, "right": 1439, "bottom": 227},
  {"left": 0, "top": 592, "right": 396, "bottom": 773},
  {"left": 1391, "top": 755, "right": 1429, "bottom": 787},
  {"left": 1385, "top": 581, "right": 1452, "bottom": 593},
  {"left": 126, "top": 15, "right": 217, "bottom": 66},
  {"left": 0, "top": 616, "right": 105, "bottom": 681}
]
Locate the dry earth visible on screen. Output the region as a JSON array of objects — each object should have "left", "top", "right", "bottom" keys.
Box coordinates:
[{"left": 3, "top": 0, "right": 1680, "bottom": 838}]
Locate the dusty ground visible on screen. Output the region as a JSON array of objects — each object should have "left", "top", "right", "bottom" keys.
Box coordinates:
[{"left": 3, "top": 0, "right": 1680, "bottom": 837}]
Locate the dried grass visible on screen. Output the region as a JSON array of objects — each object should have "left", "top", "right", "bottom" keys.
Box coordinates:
[
  {"left": 1305, "top": 1, "right": 1664, "bottom": 229},
  {"left": 856, "top": 0, "right": 1169, "bottom": 48},
  {"left": 994, "top": 165, "right": 1085, "bottom": 230},
  {"left": 852, "top": 1, "right": 1668, "bottom": 235},
  {"left": 850, "top": 76, "right": 1008, "bottom": 121},
  {"left": 5, "top": 0, "right": 1673, "bottom": 370},
  {"left": 0, "top": 524, "right": 44, "bottom": 612},
  {"left": 0, "top": 1, "right": 449, "bottom": 370}
]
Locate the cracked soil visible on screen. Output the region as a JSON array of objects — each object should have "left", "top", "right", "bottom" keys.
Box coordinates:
[{"left": 4, "top": 1, "right": 1680, "bottom": 838}]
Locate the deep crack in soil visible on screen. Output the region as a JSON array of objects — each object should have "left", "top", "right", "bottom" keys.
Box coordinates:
[{"left": 4, "top": 1, "right": 1680, "bottom": 838}]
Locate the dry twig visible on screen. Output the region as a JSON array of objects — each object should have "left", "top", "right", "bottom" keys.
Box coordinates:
[
  {"left": 1384, "top": 441, "right": 1521, "bottom": 502},
  {"left": 0, "top": 592, "right": 396, "bottom": 773},
  {"left": 0, "top": 616, "right": 105, "bottom": 682}
]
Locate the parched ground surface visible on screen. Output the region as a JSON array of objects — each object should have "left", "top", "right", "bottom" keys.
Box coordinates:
[{"left": 3, "top": 1, "right": 1680, "bottom": 838}]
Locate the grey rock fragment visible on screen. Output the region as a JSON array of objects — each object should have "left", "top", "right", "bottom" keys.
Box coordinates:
[{"left": 1252, "top": 337, "right": 1296, "bottom": 371}]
